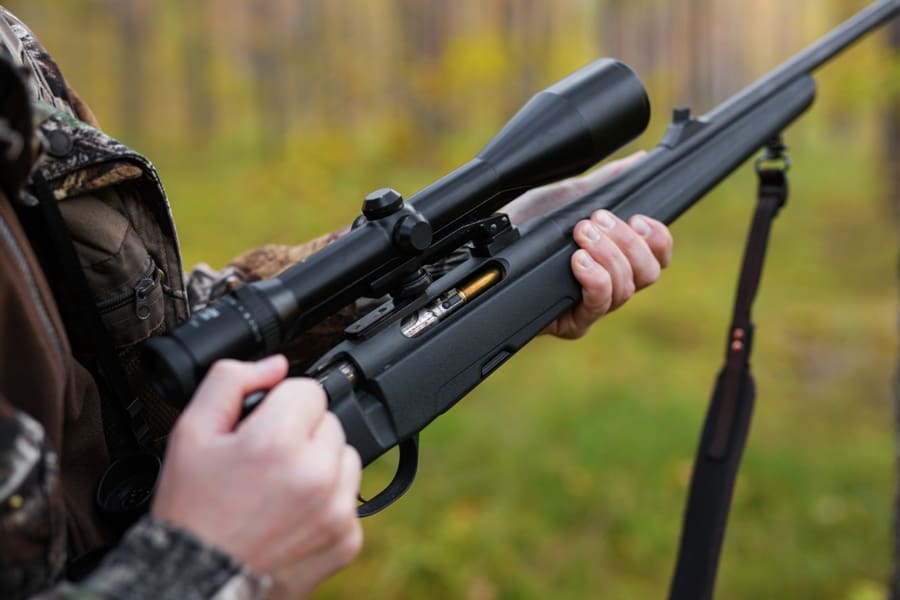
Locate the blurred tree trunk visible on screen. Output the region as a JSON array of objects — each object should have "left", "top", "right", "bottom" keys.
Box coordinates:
[
  {"left": 181, "top": 0, "right": 215, "bottom": 145},
  {"left": 501, "top": 0, "right": 551, "bottom": 112},
  {"left": 889, "top": 13, "right": 900, "bottom": 600},
  {"left": 290, "top": 0, "right": 322, "bottom": 117},
  {"left": 687, "top": 0, "right": 712, "bottom": 107},
  {"left": 597, "top": 1, "right": 658, "bottom": 90},
  {"left": 110, "top": 0, "right": 149, "bottom": 143},
  {"left": 709, "top": 1, "right": 743, "bottom": 102},
  {"left": 395, "top": 0, "right": 452, "bottom": 159},
  {"left": 246, "top": 0, "right": 289, "bottom": 156},
  {"left": 598, "top": 0, "right": 624, "bottom": 58}
]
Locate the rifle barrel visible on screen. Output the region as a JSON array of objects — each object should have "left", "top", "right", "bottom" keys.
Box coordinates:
[{"left": 709, "top": 0, "right": 900, "bottom": 121}]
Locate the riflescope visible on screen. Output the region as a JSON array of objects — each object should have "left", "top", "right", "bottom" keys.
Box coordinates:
[{"left": 143, "top": 58, "right": 650, "bottom": 406}]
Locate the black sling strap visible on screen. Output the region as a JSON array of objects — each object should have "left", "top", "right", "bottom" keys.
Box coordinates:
[{"left": 668, "top": 139, "right": 789, "bottom": 600}]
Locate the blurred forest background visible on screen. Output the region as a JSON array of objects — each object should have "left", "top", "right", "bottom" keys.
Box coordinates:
[{"left": 5, "top": 0, "right": 899, "bottom": 598}]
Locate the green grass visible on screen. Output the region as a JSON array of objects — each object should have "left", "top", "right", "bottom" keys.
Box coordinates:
[{"left": 155, "top": 113, "right": 896, "bottom": 598}]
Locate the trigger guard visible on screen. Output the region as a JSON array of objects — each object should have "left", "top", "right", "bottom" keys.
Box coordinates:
[{"left": 357, "top": 436, "right": 418, "bottom": 517}]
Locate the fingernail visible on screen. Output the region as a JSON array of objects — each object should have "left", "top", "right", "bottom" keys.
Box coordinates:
[
  {"left": 582, "top": 222, "right": 602, "bottom": 241},
  {"left": 631, "top": 216, "right": 651, "bottom": 237},
  {"left": 595, "top": 210, "right": 616, "bottom": 229},
  {"left": 575, "top": 250, "right": 595, "bottom": 271}
]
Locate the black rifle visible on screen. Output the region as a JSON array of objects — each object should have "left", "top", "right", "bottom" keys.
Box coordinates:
[{"left": 144, "top": 0, "right": 899, "bottom": 585}]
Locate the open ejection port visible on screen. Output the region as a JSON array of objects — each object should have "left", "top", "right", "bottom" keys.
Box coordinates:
[{"left": 400, "top": 265, "right": 504, "bottom": 338}]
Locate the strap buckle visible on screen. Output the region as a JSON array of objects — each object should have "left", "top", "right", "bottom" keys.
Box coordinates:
[{"left": 755, "top": 137, "right": 791, "bottom": 174}]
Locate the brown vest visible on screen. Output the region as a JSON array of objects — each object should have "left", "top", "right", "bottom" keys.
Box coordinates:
[{"left": 0, "top": 193, "right": 118, "bottom": 555}]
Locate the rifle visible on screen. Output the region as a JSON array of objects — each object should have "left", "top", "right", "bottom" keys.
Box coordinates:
[{"left": 144, "top": 0, "right": 899, "bottom": 592}]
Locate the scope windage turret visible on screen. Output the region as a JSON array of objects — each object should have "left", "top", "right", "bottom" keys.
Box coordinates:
[{"left": 143, "top": 58, "right": 650, "bottom": 407}]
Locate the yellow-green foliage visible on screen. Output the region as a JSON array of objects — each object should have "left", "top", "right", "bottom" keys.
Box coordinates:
[{"left": 5, "top": 0, "right": 897, "bottom": 597}]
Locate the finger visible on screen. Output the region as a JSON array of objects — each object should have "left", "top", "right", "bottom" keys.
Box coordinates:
[
  {"left": 271, "top": 433, "right": 358, "bottom": 560},
  {"left": 309, "top": 447, "right": 364, "bottom": 552},
  {"left": 336, "top": 445, "right": 362, "bottom": 510},
  {"left": 239, "top": 377, "right": 328, "bottom": 440},
  {"left": 629, "top": 215, "right": 673, "bottom": 269},
  {"left": 308, "top": 411, "right": 347, "bottom": 457},
  {"left": 181, "top": 355, "right": 289, "bottom": 434},
  {"left": 272, "top": 503, "right": 363, "bottom": 598},
  {"left": 574, "top": 219, "right": 634, "bottom": 309},
  {"left": 292, "top": 413, "right": 347, "bottom": 500},
  {"left": 553, "top": 248, "right": 615, "bottom": 339},
  {"left": 335, "top": 445, "right": 362, "bottom": 518},
  {"left": 590, "top": 209, "right": 662, "bottom": 291},
  {"left": 327, "top": 448, "right": 365, "bottom": 556}
]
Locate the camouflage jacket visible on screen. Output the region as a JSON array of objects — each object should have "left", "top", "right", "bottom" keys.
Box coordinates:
[
  {"left": 0, "top": 404, "right": 268, "bottom": 600},
  {"left": 0, "top": 7, "right": 272, "bottom": 599}
]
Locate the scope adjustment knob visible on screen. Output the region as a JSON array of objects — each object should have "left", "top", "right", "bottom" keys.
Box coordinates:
[
  {"left": 363, "top": 187, "right": 404, "bottom": 220},
  {"left": 394, "top": 214, "right": 432, "bottom": 253}
]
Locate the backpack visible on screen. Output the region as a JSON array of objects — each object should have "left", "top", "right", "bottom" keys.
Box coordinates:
[{"left": 28, "top": 106, "right": 190, "bottom": 453}]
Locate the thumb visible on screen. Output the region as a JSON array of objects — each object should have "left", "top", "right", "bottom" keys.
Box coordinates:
[{"left": 179, "top": 355, "right": 289, "bottom": 434}]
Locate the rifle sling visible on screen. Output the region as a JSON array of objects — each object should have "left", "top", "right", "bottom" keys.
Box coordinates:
[{"left": 667, "top": 146, "right": 788, "bottom": 600}]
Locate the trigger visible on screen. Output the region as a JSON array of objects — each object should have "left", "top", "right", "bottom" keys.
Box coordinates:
[{"left": 357, "top": 435, "right": 419, "bottom": 517}]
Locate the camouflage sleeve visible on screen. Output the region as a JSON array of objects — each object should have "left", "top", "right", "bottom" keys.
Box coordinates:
[
  {"left": 29, "top": 515, "right": 271, "bottom": 600},
  {"left": 185, "top": 228, "right": 349, "bottom": 313},
  {"left": 0, "top": 397, "right": 66, "bottom": 600},
  {"left": 67, "top": 515, "right": 271, "bottom": 600},
  {"left": 185, "top": 229, "right": 358, "bottom": 366},
  {"left": 0, "top": 399, "right": 270, "bottom": 600}
]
